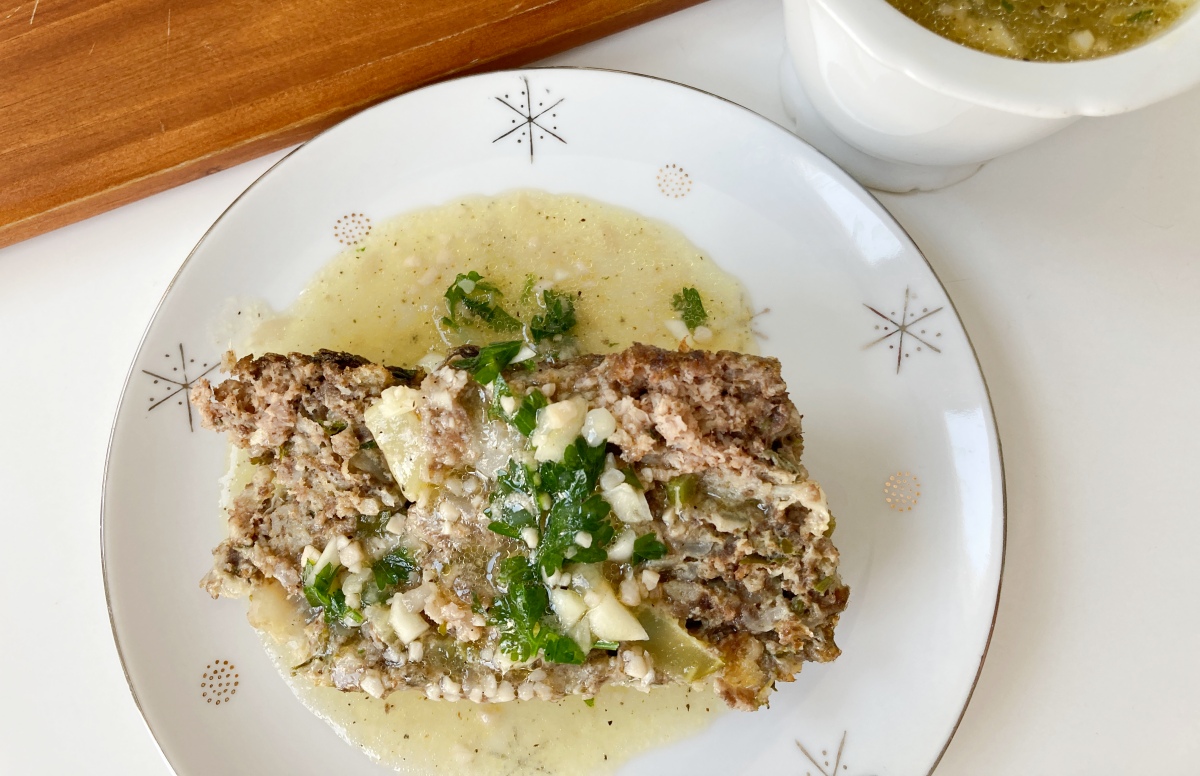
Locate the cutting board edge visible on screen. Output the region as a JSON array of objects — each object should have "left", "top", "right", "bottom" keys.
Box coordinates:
[{"left": 0, "top": 0, "right": 705, "bottom": 250}]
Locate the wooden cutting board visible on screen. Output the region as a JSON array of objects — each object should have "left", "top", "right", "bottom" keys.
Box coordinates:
[{"left": 0, "top": 0, "right": 702, "bottom": 249}]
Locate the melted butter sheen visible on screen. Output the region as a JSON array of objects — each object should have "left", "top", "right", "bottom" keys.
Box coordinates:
[
  {"left": 239, "top": 191, "right": 750, "bottom": 774},
  {"left": 247, "top": 190, "right": 756, "bottom": 364},
  {"left": 887, "top": 0, "right": 1195, "bottom": 61}
]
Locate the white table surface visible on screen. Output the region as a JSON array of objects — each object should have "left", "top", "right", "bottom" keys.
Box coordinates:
[{"left": 3, "top": 0, "right": 1198, "bottom": 773}]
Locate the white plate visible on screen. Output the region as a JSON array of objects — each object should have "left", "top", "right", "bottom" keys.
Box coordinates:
[{"left": 103, "top": 68, "right": 1004, "bottom": 776}]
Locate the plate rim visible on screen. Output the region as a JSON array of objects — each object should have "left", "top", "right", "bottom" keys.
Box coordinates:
[{"left": 100, "top": 65, "right": 1007, "bottom": 776}]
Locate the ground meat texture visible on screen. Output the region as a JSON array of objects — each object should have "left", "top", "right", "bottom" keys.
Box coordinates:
[{"left": 192, "top": 344, "right": 848, "bottom": 711}]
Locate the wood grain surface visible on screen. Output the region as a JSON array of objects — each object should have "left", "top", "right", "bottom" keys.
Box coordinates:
[{"left": 0, "top": 0, "right": 702, "bottom": 248}]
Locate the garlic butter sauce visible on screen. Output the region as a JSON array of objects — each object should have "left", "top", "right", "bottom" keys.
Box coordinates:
[{"left": 246, "top": 190, "right": 755, "bottom": 364}]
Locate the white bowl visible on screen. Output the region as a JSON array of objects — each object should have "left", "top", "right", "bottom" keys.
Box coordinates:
[{"left": 780, "top": 0, "right": 1200, "bottom": 191}]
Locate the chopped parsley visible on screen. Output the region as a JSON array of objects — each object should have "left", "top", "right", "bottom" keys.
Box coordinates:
[
  {"left": 539, "top": 437, "right": 607, "bottom": 496},
  {"left": 493, "top": 459, "right": 537, "bottom": 501},
  {"left": 630, "top": 533, "right": 668, "bottom": 565},
  {"left": 510, "top": 389, "right": 549, "bottom": 436},
  {"left": 442, "top": 271, "right": 521, "bottom": 332},
  {"left": 541, "top": 632, "right": 586, "bottom": 664},
  {"left": 359, "top": 439, "right": 378, "bottom": 450},
  {"left": 533, "top": 439, "right": 614, "bottom": 574},
  {"left": 487, "top": 374, "right": 515, "bottom": 422},
  {"left": 486, "top": 439, "right": 616, "bottom": 575},
  {"left": 1128, "top": 8, "right": 1154, "bottom": 22},
  {"left": 530, "top": 290, "right": 577, "bottom": 342},
  {"left": 303, "top": 560, "right": 363, "bottom": 625},
  {"left": 373, "top": 548, "right": 418, "bottom": 590},
  {"left": 538, "top": 490, "right": 613, "bottom": 573},
  {"left": 671, "top": 287, "right": 708, "bottom": 330},
  {"left": 487, "top": 503, "right": 537, "bottom": 540},
  {"left": 489, "top": 556, "right": 584, "bottom": 664},
  {"left": 490, "top": 556, "right": 545, "bottom": 661},
  {"left": 451, "top": 340, "right": 524, "bottom": 386},
  {"left": 327, "top": 591, "right": 364, "bottom": 625},
  {"left": 303, "top": 561, "right": 338, "bottom": 609},
  {"left": 487, "top": 459, "right": 540, "bottom": 539}
]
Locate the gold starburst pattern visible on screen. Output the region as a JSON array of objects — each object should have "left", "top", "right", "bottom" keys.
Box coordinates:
[
  {"left": 883, "top": 472, "right": 921, "bottom": 511},
  {"left": 656, "top": 163, "right": 693, "bottom": 198},
  {"left": 334, "top": 213, "right": 372, "bottom": 245},
  {"left": 200, "top": 660, "right": 240, "bottom": 706}
]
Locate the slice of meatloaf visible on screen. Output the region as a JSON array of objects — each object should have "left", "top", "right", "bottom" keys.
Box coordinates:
[{"left": 192, "top": 343, "right": 848, "bottom": 711}]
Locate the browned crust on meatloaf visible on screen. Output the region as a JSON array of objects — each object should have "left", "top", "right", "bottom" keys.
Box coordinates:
[{"left": 192, "top": 344, "right": 848, "bottom": 710}]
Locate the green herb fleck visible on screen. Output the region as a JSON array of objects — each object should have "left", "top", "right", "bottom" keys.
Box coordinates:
[
  {"left": 490, "top": 556, "right": 548, "bottom": 662},
  {"left": 487, "top": 458, "right": 540, "bottom": 544},
  {"left": 592, "top": 640, "right": 619, "bottom": 651},
  {"left": 303, "top": 560, "right": 362, "bottom": 625},
  {"left": 1128, "top": 8, "right": 1154, "bottom": 22},
  {"left": 534, "top": 439, "right": 614, "bottom": 574},
  {"left": 671, "top": 287, "right": 708, "bottom": 330},
  {"left": 493, "top": 459, "right": 537, "bottom": 501},
  {"left": 327, "top": 590, "right": 364, "bottom": 625},
  {"left": 530, "top": 290, "right": 577, "bottom": 342},
  {"left": 620, "top": 465, "right": 643, "bottom": 491},
  {"left": 631, "top": 533, "right": 668, "bottom": 565},
  {"left": 538, "top": 491, "right": 613, "bottom": 572},
  {"left": 487, "top": 374, "right": 514, "bottom": 422},
  {"left": 442, "top": 271, "right": 521, "bottom": 332},
  {"left": 373, "top": 548, "right": 418, "bottom": 590},
  {"left": 489, "top": 556, "right": 582, "bottom": 665},
  {"left": 540, "top": 631, "right": 586, "bottom": 664},
  {"left": 451, "top": 340, "right": 524, "bottom": 386},
  {"left": 538, "top": 437, "right": 608, "bottom": 497},
  {"left": 1000, "top": 0, "right": 1014, "bottom": 11},
  {"left": 487, "top": 503, "right": 538, "bottom": 540},
  {"left": 325, "top": 420, "right": 348, "bottom": 436},
  {"left": 511, "top": 389, "right": 549, "bottom": 436},
  {"left": 303, "top": 560, "right": 338, "bottom": 610},
  {"left": 359, "top": 439, "right": 378, "bottom": 450},
  {"left": 583, "top": 697, "right": 595, "bottom": 708},
  {"left": 813, "top": 576, "right": 836, "bottom": 594}
]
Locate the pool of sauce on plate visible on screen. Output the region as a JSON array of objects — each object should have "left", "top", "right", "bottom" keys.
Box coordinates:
[
  {"left": 250, "top": 581, "right": 720, "bottom": 776},
  {"left": 233, "top": 190, "right": 757, "bottom": 775},
  {"left": 244, "top": 190, "right": 756, "bottom": 362}
]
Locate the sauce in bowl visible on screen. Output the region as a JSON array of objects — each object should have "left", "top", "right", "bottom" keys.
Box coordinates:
[{"left": 886, "top": 0, "right": 1196, "bottom": 60}]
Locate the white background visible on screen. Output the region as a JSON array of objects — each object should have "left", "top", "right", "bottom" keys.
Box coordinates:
[{"left": 1, "top": 0, "right": 1197, "bottom": 773}]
